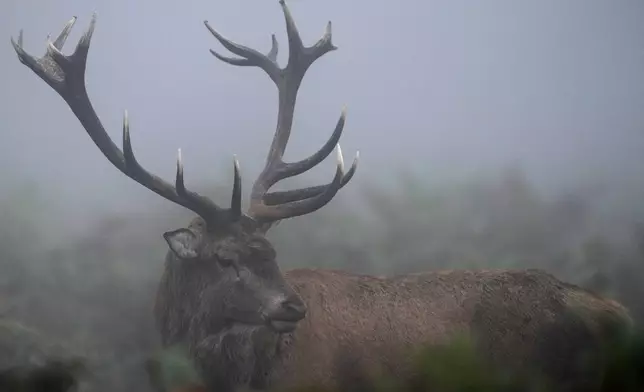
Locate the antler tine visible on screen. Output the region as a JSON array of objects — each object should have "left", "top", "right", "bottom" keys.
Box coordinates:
[
  {"left": 263, "top": 152, "right": 359, "bottom": 205},
  {"left": 202, "top": 0, "right": 357, "bottom": 225},
  {"left": 13, "top": 14, "right": 241, "bottom": 227},
  {"left": 230, "top": 156, "right": 243, "bottom": 220},
  {"left": 250, "top": 145, "right": 353, "bottom": 222},
  {"left": 255, "top": 108, "right": 359, "bottom": 206},
  {"left": 204, "top": 22, "right": 281, "bottom": 84}
]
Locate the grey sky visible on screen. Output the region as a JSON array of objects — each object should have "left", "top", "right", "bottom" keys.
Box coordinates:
[{"left": 2, "top": 0, "right": 644, "bottom": 233}]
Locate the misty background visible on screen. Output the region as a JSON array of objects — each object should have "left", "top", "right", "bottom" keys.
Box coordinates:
[
  {"left": 3, "top": 0, "right": 644, "bottom": 235},
  {"left": 2, "top": 0, "right": 644, "bottom": 391}
]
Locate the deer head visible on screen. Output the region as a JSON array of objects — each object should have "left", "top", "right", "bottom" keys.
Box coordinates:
[{"left": 12, "top": 0, "right": 358, "bottom": 335}]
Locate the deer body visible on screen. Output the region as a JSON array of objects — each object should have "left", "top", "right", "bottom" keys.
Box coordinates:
[
  {"left": 156, "top": 264, "right": 632, "bottom": 392},
  {"left": 285, "top": 269, "right": 631, "bottom": 390},
  {"left": 12, "top": 2, "right": 633, "bottom": 392}
]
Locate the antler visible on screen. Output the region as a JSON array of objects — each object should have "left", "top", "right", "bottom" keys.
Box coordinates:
[
  {"left": 11, "top": 14, "right": 242, "bottom": 227},
  {"left": 205, "top": 0, "right": 359, "bottom": 226}
]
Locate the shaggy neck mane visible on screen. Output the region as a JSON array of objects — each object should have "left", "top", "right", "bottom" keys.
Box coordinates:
[{"left": 191, "top": 324, "right": 286, "bottom": 391}]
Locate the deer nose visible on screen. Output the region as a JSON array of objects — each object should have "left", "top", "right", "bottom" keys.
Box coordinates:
[
  {"left": 266, "top": 297, "right": 307, "bottom": 333},
  {"left": 280, "top": 298, "right": 307, "bottom": 320},
  {"left": 269, "top": 297, "right": 306, "bottom": 323}
]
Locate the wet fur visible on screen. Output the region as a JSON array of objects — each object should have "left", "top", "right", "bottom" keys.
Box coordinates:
[
  {"left": 273, "top": 268, "right": 633, "bottom": 392},
  {"left": 156, "top": 261, "right": 633, "bottom": 392},
  {"left": 153, "top": 218, "right": 633, "bottom": 392}
]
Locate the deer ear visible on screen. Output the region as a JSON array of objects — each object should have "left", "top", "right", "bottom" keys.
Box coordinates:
[{"left": 163, "top": 228, "right": 200, "bottom": 260}]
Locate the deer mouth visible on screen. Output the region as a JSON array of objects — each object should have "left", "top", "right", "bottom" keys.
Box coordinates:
[
  {"left": 268, "top": 319, "right": 299, "bottom": 333},
  {"left": 263, "top": 300, "right": 306, "bottom": 333}
]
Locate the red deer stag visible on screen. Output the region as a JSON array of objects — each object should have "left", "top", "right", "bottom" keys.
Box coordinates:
[{"left": 12, "top": 2, "right": 633, "bottom": 392}]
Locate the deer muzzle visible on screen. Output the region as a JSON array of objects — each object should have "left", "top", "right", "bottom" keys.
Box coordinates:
[{"left": 265, "top": 298, "right": 307, "bottom": 333}]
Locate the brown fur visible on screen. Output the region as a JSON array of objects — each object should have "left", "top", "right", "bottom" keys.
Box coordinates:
[
  {"left": 153, "top": 219, "right": 633, "bottom": 392},
  {"left": 268, "top": 268, "right": 633, "bottom": 391}
]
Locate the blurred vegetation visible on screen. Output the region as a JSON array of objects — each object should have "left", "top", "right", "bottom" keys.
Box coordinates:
[{"left": 1, "top": 166, "right": 644, "bottom": 391}]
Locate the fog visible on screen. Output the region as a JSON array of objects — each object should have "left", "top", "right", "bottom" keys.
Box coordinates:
[
  {"left": 2, "top": 0, "right": 644, "bottom": 390},
  {"left": 2, "top": 0, "right": 643, "bottom": 237}
]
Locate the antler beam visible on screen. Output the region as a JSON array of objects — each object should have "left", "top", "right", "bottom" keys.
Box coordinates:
[
  {"left": 12, "top": 0, "right": 358, "bottom": 230},
  {"left": 205, "top": 0, "right": 359, "bottom": 225},
  {"left": 11, "top": 14, "right": 242, "bottom": 226}
]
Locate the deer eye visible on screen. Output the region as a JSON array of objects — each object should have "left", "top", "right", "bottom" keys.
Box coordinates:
[{"left": 217, "top": 253, "right": 241, "bottom": 278}]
